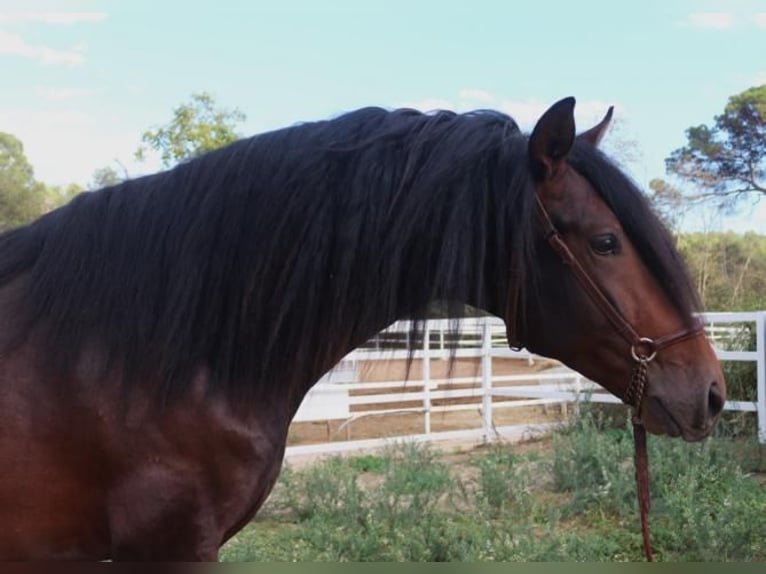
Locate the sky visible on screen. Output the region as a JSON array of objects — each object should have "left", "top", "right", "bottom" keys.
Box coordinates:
[{"left": 1, "top": 0, "right": 765, "bottom": 232}]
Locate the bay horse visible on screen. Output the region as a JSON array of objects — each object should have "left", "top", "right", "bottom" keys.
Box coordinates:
[{"left": 0, "top": 98, "right": 725, "bottom": 561}]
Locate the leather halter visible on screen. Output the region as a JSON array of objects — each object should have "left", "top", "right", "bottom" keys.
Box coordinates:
[
  {"left": 532, "top": 194, "right": 705, "bottom": 562},
  {"left": 533, "top": 195, "right": 704, "bottom": 412}
]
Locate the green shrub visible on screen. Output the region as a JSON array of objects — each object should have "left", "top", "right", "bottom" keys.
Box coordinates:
[
  {"left": 222, "top": 422, "right": 766, "bottom": 562},
  {"left": 550, "top": 412, "right": 637, "bottom": 517},
  {"left": 474, "top": 446, "right": 535, "bottom": 518},
  {"left": 650, "top": 439, "right": 766, "bottom": 561},
  {"left": 348, "top": 453, "right": 387, "bottom": 473}
]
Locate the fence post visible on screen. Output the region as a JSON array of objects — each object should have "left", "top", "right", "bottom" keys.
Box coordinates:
[
  {"left": 423, "top": 321, "right": 432, "bottom": 436},
  {"left": 757, "top": 312, "right": 766, "bottom": 444},
  {"left": 481, "top": 318, "right": 493, "bottom": 443},
  {"left": 440, "top": 323, "right": 445, "bottom": 354},
  {"left": 574, "top": 374, "right": 582, "bottom": 419}
]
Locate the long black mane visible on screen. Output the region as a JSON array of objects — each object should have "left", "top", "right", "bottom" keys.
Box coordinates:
[{"left": 0, "top": 106, "right": 697, "bottom": 405}]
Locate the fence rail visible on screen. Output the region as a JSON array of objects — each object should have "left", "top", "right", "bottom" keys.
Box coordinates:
[{"left": 288, "top": 311, "right": 766, "bottom": 457}]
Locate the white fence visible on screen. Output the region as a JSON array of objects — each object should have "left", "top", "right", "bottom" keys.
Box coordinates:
[{"left": 287, "top": 312, "right": 766, "bottom": 457}]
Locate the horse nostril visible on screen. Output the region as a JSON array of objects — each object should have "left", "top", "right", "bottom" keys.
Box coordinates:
[{"left": 708, "top": 382, "right": 725, "bottom": 418}]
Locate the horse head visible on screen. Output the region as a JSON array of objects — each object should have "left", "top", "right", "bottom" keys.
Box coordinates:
[{"left": 515, "top": 98, "right": 725, "bottom": 441}]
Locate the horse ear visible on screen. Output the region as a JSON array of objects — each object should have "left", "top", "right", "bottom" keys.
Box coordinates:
[
  {"left": 578, "top": 106, "right": 614, "bottom": 147},
  {"left": 528, "top": 97, "right": 576, "bottom": 181}
]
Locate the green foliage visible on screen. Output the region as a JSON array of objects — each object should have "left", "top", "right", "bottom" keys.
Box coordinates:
[
  {"left": 677, "top": 231, "right": 766, "bottom": 311},
  {"left": 653, "top": 442, "right": 766, "bottom": 561},
  {"left": 647, "top": 178, "right": 685, "bottom": 231},
  {"left": 549, "top": 413, "right": 766, "bottom": 561},
  {"left": 43, "top": 182, "right": 83, "bottom": 211},
  {"left": 275, "top": 457, "right": 364, "bottom": 523},
  {"left": 222, "top": 427, "right": 766, "bottom": 562},
  {"left": 712, "top": 325, "right": 758, "bottom": 437},
  {"left": 473, "top": 446, "right": 534, "bottom": 518},
  {"left": 666, "top": 84, "right": 765, "bottom": 209},
  {"left": 0, "top": 132, "right": 48, "bottom": 229},
  {"left": 90, "top": 165, "right": 123, "bottom": 189},
  {"left": 551, "top": 413, "right": 636, "bottom": 517},
  {"left": 717, "top": 324, "right": 758, "bottom": 402},
  {"left": 243, "top": 443, "right": 474, "bottom": 561},
  {"left": 347, "top": 454, "right": 387, "bottom": 473},
  {"left": 135, "top": 92, "right": 246, "bottom": 167}
]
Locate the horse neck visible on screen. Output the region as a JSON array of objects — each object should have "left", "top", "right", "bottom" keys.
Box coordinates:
[{"left": 300, "top": 205, "right": 499, "bottom": 388}]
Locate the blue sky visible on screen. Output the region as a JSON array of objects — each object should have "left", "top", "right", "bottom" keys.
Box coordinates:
[{"left": 1, "top": 0, "right": 765, "bottom": 231}]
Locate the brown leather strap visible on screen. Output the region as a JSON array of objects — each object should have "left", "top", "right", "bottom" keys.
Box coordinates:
[
  {"left": 535, "top": 195, "right": 704, "bottom": 355},
  {"left": 633, "top": 419, "right": 654, "bottom": 561},
  {"left": 535, "top": 196, "right": 642, "bottom": 346},
  {"left": 652, "top": 325, "right": 705, "bottom": 351}
]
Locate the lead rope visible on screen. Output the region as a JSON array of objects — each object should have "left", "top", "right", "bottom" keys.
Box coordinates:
[
  {"left": 633, "top": 419, "right": 654, "bottom": 561},
  {"left": 628, "top": 357, "right": 654, "bottom": 562}
]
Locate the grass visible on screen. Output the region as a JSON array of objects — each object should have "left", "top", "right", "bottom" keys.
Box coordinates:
[{"left": 221, "top": 410, "right": 766, "bottom": 562}]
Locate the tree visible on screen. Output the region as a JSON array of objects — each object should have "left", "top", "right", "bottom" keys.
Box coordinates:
[
  {"left": 677, "top": 231, "right": 766, "bottom": 311},
  {"left": 646, "top": 178, "right": 687, "bottom": 231},
  {"left": 90, "top": 165, "right": 123, "bottom": 189},
  {"left": 44, "top": 182, "right": 83, "bottom": 211},
  {"left": 135, "top": 92, "right": 246, "bottom": 167},
  {"left": 0, "top": 132, "right": 47, "bottom": 230},
  {"left": 666, "top": 85, "right": 766, "bottom": 210}
]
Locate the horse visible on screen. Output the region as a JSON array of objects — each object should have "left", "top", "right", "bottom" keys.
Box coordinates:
[{"left": 0, "top": 97, "right": 725, "bottom": 561}]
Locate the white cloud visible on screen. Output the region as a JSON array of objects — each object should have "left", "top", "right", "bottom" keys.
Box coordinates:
[
  {"left": 0, "top": 12, "right": 107, "bottom": 25},
  {"left": 458, "top": 89, "right": 495, "bottom": 103},
  {"left": 400, "top": 97, "right": 455, "bottom": 111},
  {"left": 35, "top": 86, "right": 94, "bottom": 100},
  {"left": 0, "top": 29, "right": 84, "bottom": 65},
  {"left": 754, "top": 13, "right": 766, "bottom": 28},
  {"left": 684, "top": 12, "right": 733, "bottom": 29}
]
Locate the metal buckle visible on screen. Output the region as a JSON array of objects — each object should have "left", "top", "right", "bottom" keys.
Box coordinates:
[{"left": 631, "top": 337, "right": 657, "bottom": 363}]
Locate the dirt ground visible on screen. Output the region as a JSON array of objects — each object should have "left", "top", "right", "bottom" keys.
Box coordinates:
[{"left": 287, "top": 356, "right": 569, "bottom": 446}]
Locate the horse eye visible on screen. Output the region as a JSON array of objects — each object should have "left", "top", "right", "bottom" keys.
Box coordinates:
[{"left": 589, "top": 233, "right": 620, "bottom": 255}]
